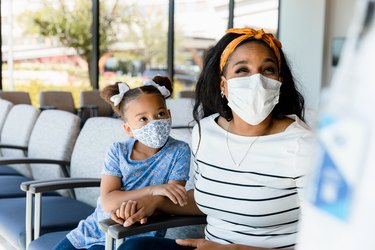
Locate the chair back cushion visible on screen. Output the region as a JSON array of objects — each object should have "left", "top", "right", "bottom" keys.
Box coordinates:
[
  {"left": 71, "top": 117, "right": 129, "bottom": 207},
  {"left": 28, "top": 110, "right": 80, "bottom": 181},
  {"left": 0, "top": 99, "right": 13, "bottom": 135},
  {"left": 1, "top": 104, "right": 40, "bottom": 177},
  {"left": 80, "top": 90, "right": 113, "bottom": 117},
  {"left": 39, "top": 91, "right": 76, "bottom": 113},
  {"left": 0, "top": 91, "right": 32, "bottom": 105},
  {"left": 166, "top": 98, "right": 195, "bottom": 128}
]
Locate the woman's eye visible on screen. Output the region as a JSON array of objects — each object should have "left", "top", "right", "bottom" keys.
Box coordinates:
[
  {"left": 235, "top": 67, "right": 249, "bottom": 74},
  {"left": 139, "top": 117, "right": 147, "bottom": 122},
  {"left": 263, "top": 66, "right": 277, "bottom": 74}
]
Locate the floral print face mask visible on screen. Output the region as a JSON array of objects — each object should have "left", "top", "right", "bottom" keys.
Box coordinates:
[{"left": 129, "top": 118, "right": 172, "bottom": 148}]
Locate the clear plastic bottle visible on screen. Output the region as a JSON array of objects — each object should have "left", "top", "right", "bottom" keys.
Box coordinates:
[{"left": 297, "top": 1, "right": 375, "bottom": 249}]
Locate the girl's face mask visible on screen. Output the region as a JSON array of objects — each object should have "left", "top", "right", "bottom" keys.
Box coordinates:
[
  {"left": 128, "top": 118, "right": 171, "bottom": 148},
  {"left": 226, "top": 73, "right": 281, "bottom": 125}
]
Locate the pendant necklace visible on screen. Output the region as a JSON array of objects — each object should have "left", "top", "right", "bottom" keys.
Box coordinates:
[{"left": 226, "top": 121, "right": 259, "bottom": 167}]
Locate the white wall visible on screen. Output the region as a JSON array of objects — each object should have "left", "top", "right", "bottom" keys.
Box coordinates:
[
  {"left": 322, "top": 0, "right": 357, "bottom": 87},
  {"left": 278, "top": 0, "right": 326, "bottom": 111}
]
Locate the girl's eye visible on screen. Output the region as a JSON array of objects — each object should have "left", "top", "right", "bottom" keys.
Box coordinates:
[
  {"left": 157, "top": 111, "right": 166, "bottom": 118},
  {"left": 139, "top": 117, "right": 148, "bottom": 122}
]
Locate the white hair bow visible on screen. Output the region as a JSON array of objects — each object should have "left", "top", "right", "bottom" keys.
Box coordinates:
[
  {"left": 110, "top": 82, "right": 130, "bottom": 106},
  {"left": 144, "top": 79, "right": 171, "bottom": 98}
]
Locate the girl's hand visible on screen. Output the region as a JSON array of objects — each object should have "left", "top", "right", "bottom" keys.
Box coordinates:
[
  {"left": 111, "top": 207, "right": 124, "bottom": 225},
  {"left": 113, "top": 200, "right": 147, "bottom": 226},
  {"left": 117, "top": 196, "right": 163, "bottom": 227},
  {"left": 150, "top": 183, "right": 187, "bottom": 207},
  {"left": 176, "top": 239, "right": 228, "bottom": 250}
]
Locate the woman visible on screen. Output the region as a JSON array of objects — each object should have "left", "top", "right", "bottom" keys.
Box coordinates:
[{"left": 114, "top": 27, "right": 314, "bottom": 250}]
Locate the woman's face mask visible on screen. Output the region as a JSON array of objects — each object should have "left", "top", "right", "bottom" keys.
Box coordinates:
[
  {"left": 226, "top": 73, "right": 281, "bottom": 125},
  {"left": 128, "top": 118, "right": 171, "bottom": 148}
]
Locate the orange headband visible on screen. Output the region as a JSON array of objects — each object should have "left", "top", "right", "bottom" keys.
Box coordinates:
[{"left": 219, "top": 28, "right": 282, "bottom": 73}]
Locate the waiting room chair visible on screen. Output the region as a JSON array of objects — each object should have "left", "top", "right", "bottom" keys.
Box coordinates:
[
  {"left": 79, "top": 90, "right": 114, "bottom": 126},
  {"left": 0, "top": 99, "right": 13, "bottom": 136},
  {"left": 0, "top": 109, "right": 80, "bottom": 199},
  {"left": 178, "top": 90, "right": 195, "bottom": 99},
  {"left": 20, "top": 117, "right": 129, "bottom": 250},
  {"left": 80, "top": 89, "right": 113, "bottom": 117},
  {"left": 0, "top": 91, "right": 32, "bottom": 105},
  {"left": 0, "top": 110, "right": 81, "bottom": 249},
  {"left": 166, "top": 98, "right": 195, "bottom": 128},
  {"left": 39, "top": 91, "right": 76, "bottom": 113},
  {"left": 0, "top": 104, "right": 40, "bottom": 176}
]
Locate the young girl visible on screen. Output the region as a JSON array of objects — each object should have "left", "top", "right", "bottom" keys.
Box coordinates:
[{"left": 52, "top": 76, "right": 191, "bottom": 250}]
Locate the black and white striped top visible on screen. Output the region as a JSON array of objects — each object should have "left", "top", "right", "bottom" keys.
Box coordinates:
[{"left": 192, "top": 114, "right": 314, "bottom": 249}]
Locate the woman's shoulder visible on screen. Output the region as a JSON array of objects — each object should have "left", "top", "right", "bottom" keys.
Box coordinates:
[
  {"left": 192, "top": 113, "right": 219, "bottom": 131},
  {"left": 281, "top": 115, "right": 315, "bottom": 143},
  {"left": 285, "top": 115, "right": 312, "bottom": 132}
]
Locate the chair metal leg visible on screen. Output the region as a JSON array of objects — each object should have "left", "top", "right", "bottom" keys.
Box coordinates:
[
  {"left": 115, "top": 239, "right": 123, "bottom": 249},
  {"left": 34, "top": 193, "right": 42, "bottom": 240},
  {"left": 25, "top": 191, "right": 33, "bottom": 250},
  {"left": 105, "top": 233, "right": 114, "bottom": 250}
]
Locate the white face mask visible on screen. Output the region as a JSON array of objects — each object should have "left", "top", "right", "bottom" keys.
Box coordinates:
[
  {"left": 227, "top": 74, "right": 281, "bottom": 125},
  {"left": 129, "top": 118, "right": 171, "bottom": 148}
]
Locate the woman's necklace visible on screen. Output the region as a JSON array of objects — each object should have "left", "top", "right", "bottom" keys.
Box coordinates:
[{"left": 226, "top": 121, "right": 259, "bottom": 167}]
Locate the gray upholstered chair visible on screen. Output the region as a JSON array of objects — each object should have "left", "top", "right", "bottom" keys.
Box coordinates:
[
  {"left": 0, "top": 109, "right": 80, "bottom": 200},
  {"left": 0, "top": 110, "right": 82, "bottom": 249},
  {"left": 78, "top": 90, "right": 114, "bottom": 127},
  {"left": 21, "top": 117, "right": 128, "bottom": 250},
  {"left": 166, "top": 98, "right": 195, "bottom": 128},
  {"left": 39, "top": 91, "right": 76, "bottom": 113},
  {"left": 178, "top": 90, "right": 195, "bottom": 99},
  {"left": 80, "top": 89, "right": 113, "bottom": 117},
  {"left": 0, "top": 99, "right": 13, "bottom": 136},
  {"left": 0, "top": 104, "right": 40, "bottom": 177},
  {"left": 0, "top": 91, "right": 32, "bottom": 105}
]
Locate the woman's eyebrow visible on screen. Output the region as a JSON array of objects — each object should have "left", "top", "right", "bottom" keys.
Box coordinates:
[
  {"left": 233, "top": 60, "right": 248, "bottom": 67},
  {"left": 263, "top": 57, "right": 277, "bottom": 64}
]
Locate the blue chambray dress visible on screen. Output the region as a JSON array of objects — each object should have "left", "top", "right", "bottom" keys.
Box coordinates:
[{"left": 66, "top": 136, "right": 191, "bottom": 249}]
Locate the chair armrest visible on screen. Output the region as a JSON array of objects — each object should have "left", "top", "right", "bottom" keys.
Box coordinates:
[
  {"left": 22, "top": 177, "right": 101, "bottom": 193},
  {"left": 106, "top": 214, "right": 207, "bottom": 239},
  {"left": 23, "top": 177, "right": 100, "bottom": 246},
  {"left": 80, "top": 105, "right": 99, "bottom": 117},
  {"left": 99, "top": 218, "right": 119, "bottom": 235},
  {"left": 39, "top": 105, "right": 57, "bottom": 111},
  {"left": 20, "top": 178, "right": 70, "bottom": 192},
  {"left": 0, "top": 157, "right": 70, "bottom": 180},
  {"left": 0, "top": 144, "right": 28, "bottom": 151},
  {"left": 81, "top": 104, "right": 99, "bottom": 110},
  {"left": 0, "top": 157, "right": 69, "bottom": 166}
]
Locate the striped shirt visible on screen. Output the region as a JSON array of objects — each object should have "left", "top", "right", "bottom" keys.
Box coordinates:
[{"left": 192, "top": 114, "right": 314, "bottom": 249}]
